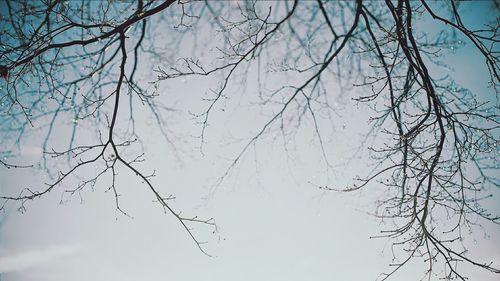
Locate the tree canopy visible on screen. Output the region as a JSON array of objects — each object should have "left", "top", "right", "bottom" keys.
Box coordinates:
[{"left": 0, "top": 1, "right": 499, "bottom": 280}]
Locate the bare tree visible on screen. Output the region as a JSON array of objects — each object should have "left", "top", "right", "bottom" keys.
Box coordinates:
[{"left": 0, "top": 0, "right": 498, "bottom": 279}]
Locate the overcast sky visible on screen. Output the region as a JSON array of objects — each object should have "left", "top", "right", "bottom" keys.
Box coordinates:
[{"left": 0, "top": 2, "right": 498, "bottom": 281}]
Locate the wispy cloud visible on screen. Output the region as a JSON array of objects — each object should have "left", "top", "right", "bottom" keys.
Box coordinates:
[{"left": 0, "top": 244, "right": 81, "bottom": 273}]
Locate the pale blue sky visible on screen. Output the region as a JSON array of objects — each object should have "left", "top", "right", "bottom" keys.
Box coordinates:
[{"left": 0, "top": 1, "right": 498, "bottom": 281}]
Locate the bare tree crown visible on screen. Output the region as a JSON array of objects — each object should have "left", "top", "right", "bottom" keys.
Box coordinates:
[{"left": 0, "top": 1, "right": 498, "bottom": 280}]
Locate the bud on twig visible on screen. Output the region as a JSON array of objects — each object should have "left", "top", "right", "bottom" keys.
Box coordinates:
[{"left": 0, "top": 65, "right": 8, "bottom": 81}]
